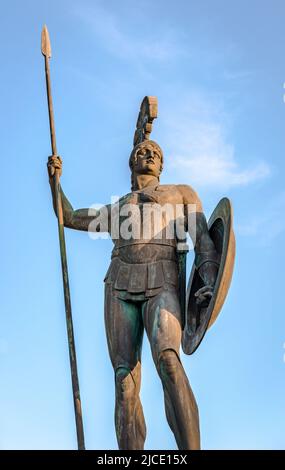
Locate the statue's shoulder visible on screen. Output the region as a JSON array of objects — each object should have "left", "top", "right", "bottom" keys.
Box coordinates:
[
  {"left": 176, "top": 184, "right": 202, "bottom": 210},
  {"left": 156, "top": 184, "right": 202, "bottom": 209}
]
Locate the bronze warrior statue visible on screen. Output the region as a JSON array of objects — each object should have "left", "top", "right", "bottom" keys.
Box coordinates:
[{"left": 47, "top": 96, "right": 235, "bottom": 450}]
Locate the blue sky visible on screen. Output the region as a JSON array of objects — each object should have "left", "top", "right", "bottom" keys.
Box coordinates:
[{"left": 1, "top": 0, "right": 285, "bottom": 450}]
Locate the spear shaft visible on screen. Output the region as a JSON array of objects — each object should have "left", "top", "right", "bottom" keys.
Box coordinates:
[{"left": 41, "top": 25, "right": 85, "bottom": 450}]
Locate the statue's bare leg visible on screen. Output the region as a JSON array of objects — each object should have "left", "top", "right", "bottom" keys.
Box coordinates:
[
  {"left": 104, "top": 285, "right": 146, "bottom": 450},
  {"left": 143, "top": 287, "right": 200, "bottom": 450}
]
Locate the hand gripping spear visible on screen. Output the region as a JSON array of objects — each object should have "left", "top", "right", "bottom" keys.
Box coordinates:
[{"left": 41, "top": 25, "right": 85, "bottom": 450}]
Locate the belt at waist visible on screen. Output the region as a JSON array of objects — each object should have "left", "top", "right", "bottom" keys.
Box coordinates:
[
  {"left": 112, "top": 244, "right": 177, "bottom": 264},
  {"left": 114, "top": 238, "right": 177, "bottom": 249}
]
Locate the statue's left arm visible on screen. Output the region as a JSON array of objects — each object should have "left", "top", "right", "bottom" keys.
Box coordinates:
[
  {"left": 179, "top": 185, "right": 220, "bottom": 305},
  {"left": 194, "top": 211, "right": 219, "bottom": 288}
]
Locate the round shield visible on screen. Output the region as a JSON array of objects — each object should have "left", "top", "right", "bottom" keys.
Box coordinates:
[{"left": 182, "top": 197, "right": 235, "bottom": 355}]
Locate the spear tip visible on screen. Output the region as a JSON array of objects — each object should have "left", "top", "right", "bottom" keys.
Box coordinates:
[{"left": 41, "top": 24, "right": 52, "bottom": 58}]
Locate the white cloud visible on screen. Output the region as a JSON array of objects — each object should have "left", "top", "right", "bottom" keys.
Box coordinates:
[
  {"left": 161, "top": 92, "right": 270, "bottom": 190},
  {"left": 73, "top": 5, "right": 186, "bottom": 62},
  {"left": 237, "top": 192, "right": 285, "bottom": 245},
  {"left": 168, "top": 145, "right": 270, "bottom": 189},
  {"left": 72, "top": 7, "right": 269, "bottom": 191}
]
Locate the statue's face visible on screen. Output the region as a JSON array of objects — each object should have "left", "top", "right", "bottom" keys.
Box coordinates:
[{"left": 133, "top": 143, "right": 162, "bottom": 177}]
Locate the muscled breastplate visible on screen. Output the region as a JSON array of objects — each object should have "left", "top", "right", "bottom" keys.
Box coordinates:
[
  {"left": 111, "top": 184, "right": 183, "bottom": 257},
  {"left": 104, "top": 185, "right": 183, "bottom": 298}
]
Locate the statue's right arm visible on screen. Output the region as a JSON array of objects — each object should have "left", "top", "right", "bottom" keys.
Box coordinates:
[{"left": 47, "top": 156, "right": 110, "bottom": 232}]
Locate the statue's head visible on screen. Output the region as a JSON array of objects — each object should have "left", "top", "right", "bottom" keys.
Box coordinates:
[{"left": 129, "top": 140, "right": 163, "bottom": 190}]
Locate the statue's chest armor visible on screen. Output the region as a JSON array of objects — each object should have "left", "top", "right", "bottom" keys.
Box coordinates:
[{"left": 113, "top": 185, "right": 184, "bottom": 245}]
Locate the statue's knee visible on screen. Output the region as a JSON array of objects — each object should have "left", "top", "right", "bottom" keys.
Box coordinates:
[
  {"left": 158, "top": 349, "right": 181, "bottom": 385},
  {"left": 115, "top": 367, "right": 136, "bottom": 401}
]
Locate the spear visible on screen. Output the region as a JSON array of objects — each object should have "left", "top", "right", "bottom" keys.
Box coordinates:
[{"left": 41, "top": 25, "right": 85, "bottom": 450}]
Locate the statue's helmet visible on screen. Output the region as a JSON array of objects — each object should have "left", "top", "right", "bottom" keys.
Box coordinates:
[{"left": 130, "top": 97, "right": 163, "bottom": 189}]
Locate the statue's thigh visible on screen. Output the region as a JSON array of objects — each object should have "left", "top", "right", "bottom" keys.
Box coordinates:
[
  {"left": 143, "top": 287, "right": 182, "bottom": 367},
  {"left": 104, "top": 284, "right": 144, "bottom": 370}
]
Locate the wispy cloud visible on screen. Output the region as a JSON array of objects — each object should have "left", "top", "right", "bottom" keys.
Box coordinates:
[
  {"left": 72, "top": 5, "right": 269, "bottom": 192},
  {"left": 161, "top": 92, "right": 270, "bottom": 190},
  {"left": 237, "top": 192, "right": 285, "bottom": 246},
  {"left": 73, "top": 4, "right": 186, "bottom": 62}
]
